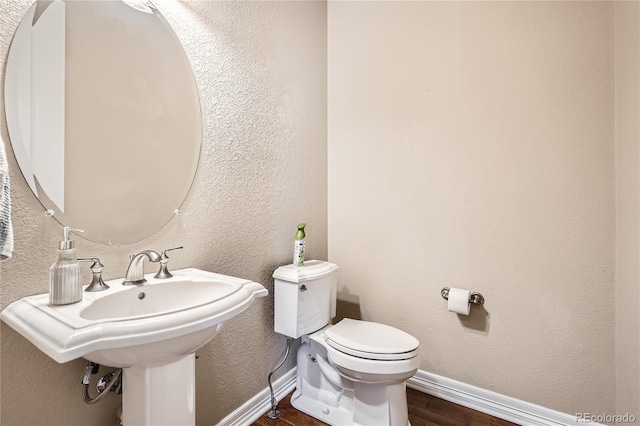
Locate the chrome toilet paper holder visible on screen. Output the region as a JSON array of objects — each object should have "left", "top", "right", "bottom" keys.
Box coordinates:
[{"left": 441, "top": 287, "right": 485, "bottom": 305}]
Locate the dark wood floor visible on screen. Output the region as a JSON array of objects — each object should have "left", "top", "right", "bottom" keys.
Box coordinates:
[{"left": 253, "top": 388, "right": 518, "bottom": 426}]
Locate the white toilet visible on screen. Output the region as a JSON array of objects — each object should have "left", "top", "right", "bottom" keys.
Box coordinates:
[{"left": 273, "top": 260, "right": 420, "bottom": 426}]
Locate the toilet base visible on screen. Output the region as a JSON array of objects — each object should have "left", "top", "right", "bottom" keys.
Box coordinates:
[
  {"left": 291, "top": 385, "right": 412, "bottom": 426},
  {"left": 291, "top": 389, "right": 354, "bottom": 426},
  {"left": 292, "top": 336, "right": 413, "bottom": 426}
]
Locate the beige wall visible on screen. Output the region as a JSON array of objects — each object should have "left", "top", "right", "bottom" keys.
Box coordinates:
[
  {"left": 0, "top": 1, "right": 327, "bottom": 425},
  {"left": 615, "top": 1, "right": 640, "bottom": 418},
  {"left": 328, "top": 1, "right": 616, "bottom": 415}
]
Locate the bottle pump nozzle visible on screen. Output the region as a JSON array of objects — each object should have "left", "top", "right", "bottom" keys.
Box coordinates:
[{"left": 60, "top": 227, "right": 84, "bottom": 250}]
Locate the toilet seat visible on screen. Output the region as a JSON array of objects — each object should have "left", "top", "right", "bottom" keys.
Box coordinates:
[
  {"left": 326, "top": 339, "right": 418, "bottom": 361},
  {"left": 325, "top": 318, "right": 419, "bottom": 361},
  {"left": 322, "top": 319, "right": 420, "bottom": 374}
]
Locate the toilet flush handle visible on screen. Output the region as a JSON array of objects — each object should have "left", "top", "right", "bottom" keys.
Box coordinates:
[{"left": 300, "top": 284, "right": 307, "bottom": 292}]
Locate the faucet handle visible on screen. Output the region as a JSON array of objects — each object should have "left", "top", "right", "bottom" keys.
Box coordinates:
[
  {"left": 154, "top": 246, "right": 183, "bottom": 279},
  {"left": 78, "top": 257, "right": 110, "bottom": 292},
  {"left": 161, "top": 246, "right": 183, "bottom": 258}
]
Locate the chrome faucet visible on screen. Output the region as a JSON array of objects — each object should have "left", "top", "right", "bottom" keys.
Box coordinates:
[{"left": 122, "top": 250, "right": 161, "bottom": 285}]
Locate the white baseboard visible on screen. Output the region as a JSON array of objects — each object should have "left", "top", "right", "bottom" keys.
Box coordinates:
[
  {"left": 217, "top": 367, "right": 604, "bottom": 426},
  {"left": 216, "top": 367, "right": 297, "bottom": 426},
  {"left": 407, "top": 370, "right": 604, "bottom": 426}
]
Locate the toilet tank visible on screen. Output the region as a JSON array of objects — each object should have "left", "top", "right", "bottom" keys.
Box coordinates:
[{"left": 273, "top": 260, "right": 339, "bottom": 338}]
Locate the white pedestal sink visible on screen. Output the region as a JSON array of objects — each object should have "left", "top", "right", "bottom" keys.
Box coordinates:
[{"left": 0, "top": 268, "right": 268, "bottom": 426}]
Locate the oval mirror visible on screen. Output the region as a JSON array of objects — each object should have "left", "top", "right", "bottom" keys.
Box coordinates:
[{"left": 4, "top": 0, "right": 202, "bottom": 245}]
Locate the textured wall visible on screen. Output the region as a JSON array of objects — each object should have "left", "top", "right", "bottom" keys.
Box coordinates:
[
  {"left": 615, "top": 1, "right": 640, "bottom": 418},
  {"left": 328, "top": 1, "right": 616, "bottom": 415},
  {"left": 0, "top": 1, "right": 327, "bottom": 425}
]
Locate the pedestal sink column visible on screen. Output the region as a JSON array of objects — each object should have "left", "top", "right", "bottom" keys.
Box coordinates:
[{"left": 122, "top": 354, "right": 196, "bottom": 426}]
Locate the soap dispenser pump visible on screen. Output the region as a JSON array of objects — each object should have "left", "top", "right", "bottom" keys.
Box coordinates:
[{"left": 49, "top": 227, "right": 83, "bottom": 305}]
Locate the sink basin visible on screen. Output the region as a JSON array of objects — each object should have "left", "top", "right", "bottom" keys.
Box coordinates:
[
  {"left": 1, "top": 267, "right": 268, "bottom": 367},
  {"left": 1, "top": 267, "right": 268, "bottom": 425},
  {"left": 80, "top": 278, "right": 241, "bottom": 321}
]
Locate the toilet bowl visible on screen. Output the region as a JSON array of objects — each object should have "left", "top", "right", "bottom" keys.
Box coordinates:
[
  {"left": 292, "top": 319, "right": 419, "bottom": 426},
  {"left": 273, "top": 260, "right": 420, "bottom": 426},
  {"left": 324, "top": 318, "right": 419, "bottom": 376}
]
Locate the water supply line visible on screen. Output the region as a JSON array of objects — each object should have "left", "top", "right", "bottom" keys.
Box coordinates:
[
  {"left": 82, "top": 361, "right": 122, "bottom": 405},
  {"left": 267, "top": 337, "right": 293, "bottom": 419}
]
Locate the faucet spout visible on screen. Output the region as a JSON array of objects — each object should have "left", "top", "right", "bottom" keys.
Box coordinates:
[{"left": 123, "top": 250, "right": 161, "bottom": 285}]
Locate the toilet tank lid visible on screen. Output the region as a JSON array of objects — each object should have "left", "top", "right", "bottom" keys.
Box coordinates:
[{"left": 272, "top": 260, "right": 339, "bottom": 283}]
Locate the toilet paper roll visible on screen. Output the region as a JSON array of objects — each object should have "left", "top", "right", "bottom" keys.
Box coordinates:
[{"left": 447, "top": 288, "right": 471, "bottom": 315}]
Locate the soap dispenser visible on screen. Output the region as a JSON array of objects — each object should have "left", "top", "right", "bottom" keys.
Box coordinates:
[{"left": 49, "top": 227, "right": 83, "bottom": 305}]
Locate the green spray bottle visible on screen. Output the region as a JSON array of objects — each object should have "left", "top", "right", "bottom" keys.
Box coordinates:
[{"left": 293, "top": 223, "right": 306, "bottom": 266}]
